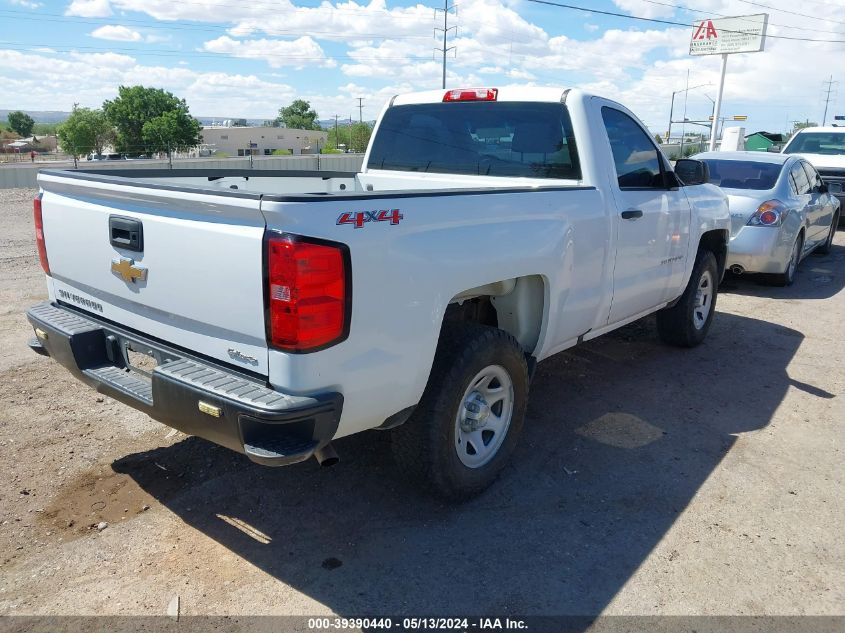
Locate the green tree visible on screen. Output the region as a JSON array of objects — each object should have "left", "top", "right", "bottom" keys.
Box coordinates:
[
  {"left": 793, "top": 120, "right": 818, "bottom": 132},
  {"left": 56, "top": 107, "right": 114, "bottom": 167},
  {"left": 349, "top": 122, "right": 373, "bottom": 153},
  {"left": 326, "top": 122, "right": 371, "bottom": 152},
  {"left": 7, "top": 111, "right": 35, "bottom": 138},
  {"left": 104, "top": 86, "right": 200, "bottom": 155},
  {"left": 654, "top": 133, "right": 663, "bottom": 144},
  {"left": 275, "top": 99, "right": 319, "bottom": 130},
  {"left": 142, "top": 109, "right": 202, "bottom": 158}
]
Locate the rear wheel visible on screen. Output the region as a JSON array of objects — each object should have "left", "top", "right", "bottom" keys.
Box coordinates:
[
  {"left": 656, "top": 249, "right": 718, "bottom": 348},
  {"left": 772, "top": 233, "right": 803, "bottom": 286},
  {"left": 390, "top": 323, "right": 528, "bottom": 501},
  {"left": 816, "top": 212, "right": 839, "bottom": 255}
]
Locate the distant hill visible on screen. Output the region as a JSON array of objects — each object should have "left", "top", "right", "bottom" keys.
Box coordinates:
[{"left": 0, "top": 110, "right": 70, "bottom": 124}]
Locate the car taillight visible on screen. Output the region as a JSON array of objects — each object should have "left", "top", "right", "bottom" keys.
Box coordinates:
[
  {"left": 747, "top": 200, "right": 788, "bottom": 227},
  {"left": 266, "top": 233, "right": 349, "bottom": 352},
  {"left": 33, "top": 194, "right": 49, "bottom": 275},
  {"left": 443, "top": 88, "right": 498, "bottom": 102}
]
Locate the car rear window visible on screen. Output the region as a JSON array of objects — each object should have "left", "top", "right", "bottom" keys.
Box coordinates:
[
  {"left": 700, "top": 159, "right": 782, "bottom": 190},
  {"left": 783, "top": 132, "right": 845, "bottom": 155},
  {"left": 367, "top": 102, "right": 581, "bottom": 179}
]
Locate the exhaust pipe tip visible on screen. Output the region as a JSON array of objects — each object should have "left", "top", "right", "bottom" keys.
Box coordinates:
[
  {"left": 730, "top": 265, "right": 745, "bottom": 275},
  {"left": 314, "top": 443, "right": 339, "bottom": 468}
]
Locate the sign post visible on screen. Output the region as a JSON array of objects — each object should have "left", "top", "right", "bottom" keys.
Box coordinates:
[{"left": 689, "top": 13, "right": 768, "bottom": 151}]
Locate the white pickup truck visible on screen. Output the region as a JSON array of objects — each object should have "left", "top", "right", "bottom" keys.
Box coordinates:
[{"left": 27, "top": 87, "right": 730, "bottom": 499}]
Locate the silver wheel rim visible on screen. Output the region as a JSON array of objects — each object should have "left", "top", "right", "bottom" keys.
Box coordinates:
[
  {"left": 693, "top": 269, "right": 713, "bottom": 330},
  {"left": 787, "top": 238, "right": 800, "bottom": 279},
  {"left": 454, "top": 364, "right": 514, "bottom": 469}
]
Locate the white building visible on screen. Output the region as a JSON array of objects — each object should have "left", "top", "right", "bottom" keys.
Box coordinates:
[{"left": 200, "top": 126, "right": 327, "bottom": 157}]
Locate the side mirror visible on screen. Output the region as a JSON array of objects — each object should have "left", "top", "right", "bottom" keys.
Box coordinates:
[
  {"left": 827, "top": 181, "right": 843, "bottom": 195},
  {"left": 674, "top": 159, "right": 710, "bottom": 186},
  {"left": 817, "top": 183, "right": 829, "bottom": 194}
]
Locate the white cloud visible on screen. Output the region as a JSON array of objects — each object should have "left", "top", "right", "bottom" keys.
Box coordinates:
[
  {"left": 65, "top": 0, "right": 112, "bottom": 17},
  {"left": 201, "top": 36, "right": 335, "bottom": 69},
  {"left": 90, "top": 25, "right": 143, "bottom": 42},
  {"left": 612, "top": 0, "right": 675, "bottom": 19},
  {"left": 9, "top": 0, "right": 43, "bottom": 8}
]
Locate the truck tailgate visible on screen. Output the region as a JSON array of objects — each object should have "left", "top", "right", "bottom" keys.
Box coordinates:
[{"left": 38, "top": 172, "right": 270, "bottom": 375}]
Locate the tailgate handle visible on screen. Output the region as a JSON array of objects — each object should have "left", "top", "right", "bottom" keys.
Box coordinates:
[{"left": 109, "top": 216, "right": 143, "bottom": 252}]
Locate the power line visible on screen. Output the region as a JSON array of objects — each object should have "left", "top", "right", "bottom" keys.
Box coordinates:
[
  {"left": 524, "top": 0, "right": 845, "bottom": 42},
  {"left": 736, "top": 0, "right": 845, "bottom": 25},
  {"left": 635, "top": 0, "right": 845, "bottom": 35},
  {"left": 0, "top": 41, "right": 433, "bottom": 63}
]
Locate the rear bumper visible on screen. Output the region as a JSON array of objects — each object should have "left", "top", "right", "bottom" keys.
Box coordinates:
[
  {"left": 26, "top": 302, "right": 342, "bottom": 467},
  {"left": 726, "top": 225, "right": 793, "bottom": 274}
]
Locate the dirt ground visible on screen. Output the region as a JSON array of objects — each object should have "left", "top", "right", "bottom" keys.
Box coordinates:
[{"left": 0, "top": 187, "right": 842, "bottom": 617}]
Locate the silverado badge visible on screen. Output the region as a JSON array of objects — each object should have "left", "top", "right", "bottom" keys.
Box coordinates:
[{"left": 111, "top": 257, "right": 148, "bottom": 283}]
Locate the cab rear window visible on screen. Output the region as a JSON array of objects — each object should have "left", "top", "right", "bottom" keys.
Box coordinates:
[{"left": 367, "top": 102, "right": 581, "bottom": 180}]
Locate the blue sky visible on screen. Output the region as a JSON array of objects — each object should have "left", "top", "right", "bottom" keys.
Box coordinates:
[{"left": 1, "top": 0, "right": 842, "bottom": 134}]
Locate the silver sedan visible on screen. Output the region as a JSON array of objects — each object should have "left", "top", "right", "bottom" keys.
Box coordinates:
[{"left": 693, "top": 151, "right": 841, "bottom": 286}]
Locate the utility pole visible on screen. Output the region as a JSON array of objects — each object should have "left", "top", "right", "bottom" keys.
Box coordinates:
[
  {"left": 434, "top": 0, "right": 457, "bottom": 89},
  {"left": 334, "top": 115, "right": 339, "bottom": 149},
  {"left": 821, "top": 75, "right": 837, "bottom": 126},
  {"left": 356, "top": 98, "right": 364, "bottom": 124}
]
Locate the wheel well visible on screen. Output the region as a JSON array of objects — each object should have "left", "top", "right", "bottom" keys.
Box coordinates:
[
  {"left": 444, "top": 275, "right": 545, "bottom": 354},
  {"left": 700, "top": 229, "right": 729, "bottom": 280}
]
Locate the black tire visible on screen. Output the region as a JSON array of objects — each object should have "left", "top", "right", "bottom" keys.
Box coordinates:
[
  {"left": 772, "top": 233, "right": 803, "bottom": 286},
  {"left": 816, "top": 212, "right": 839, "bottom": 255},
  {"left": 390, "top": 323, "right": 528, "bottom": 501},
  {"left": 656, "top": 249, "right": 719, "bottom": 348}
]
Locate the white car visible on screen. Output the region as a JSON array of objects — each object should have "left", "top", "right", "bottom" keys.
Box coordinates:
[
  {"left": 26, "top": 87, "right": 730, "bottom": 499},
  {"left": 782, "top": 126, "right": 845, "bottom": 221}
]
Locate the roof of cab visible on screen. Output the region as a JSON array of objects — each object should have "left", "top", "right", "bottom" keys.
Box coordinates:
[
  {"left": 390, "top": 86, "right": 583, "bottom": 106},
  {"left": 789, "top": 126, "right": 845, "bottom": 134},
  {"left": 693, "top": 150, "right": 792, "bottom": 165}
]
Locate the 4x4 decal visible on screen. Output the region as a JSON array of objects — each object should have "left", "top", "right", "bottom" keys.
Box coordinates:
[{"left": 336, "top": 209, "right": 404, "bottom": 228}]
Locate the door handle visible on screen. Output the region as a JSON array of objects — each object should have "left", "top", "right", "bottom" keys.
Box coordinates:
[{"left": 621, "top": 209, "right": 643, "bottom": 220}]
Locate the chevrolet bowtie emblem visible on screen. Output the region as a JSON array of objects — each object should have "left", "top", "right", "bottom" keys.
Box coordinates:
[{"left": 111, "top": 257, "right": 148, "bottom": 283}]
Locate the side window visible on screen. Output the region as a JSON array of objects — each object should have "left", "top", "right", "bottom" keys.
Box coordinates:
[
  {"left": 801, "top": 161, "right": 822, "bottom": 192},
  {"left": 601, "top": 106, "right": 663, "bottom": 188},
  {"left": 788, "top": 172, "right": 799, "bottom": 196},
  {"left": 790, "top": 162, "right": 811, "bottom": 195}
]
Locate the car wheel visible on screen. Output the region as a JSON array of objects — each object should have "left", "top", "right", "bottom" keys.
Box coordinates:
[
  {"left": 816, "top": 212, "right": 839, "bottom": 255},
  {"left": 390, "top": 323, "right": 528, "bottom": 501},
  {"left": 656, "top": 249, "right": 719, "bottom": 348},
  {"left": 772, "top": 233, "right": 803, "bottom": 286}
]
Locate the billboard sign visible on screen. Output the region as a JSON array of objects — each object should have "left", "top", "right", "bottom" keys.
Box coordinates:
[{"left": 689, "top": 14, "right": 768, "bottom": 56}]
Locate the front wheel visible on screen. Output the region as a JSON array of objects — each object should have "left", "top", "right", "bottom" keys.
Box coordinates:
[
  {"left": 656, "top": 249, "right": 719, "bottom": 348},
  {"left": 390, "top": 323, "right": 528, "bottom": 501}
]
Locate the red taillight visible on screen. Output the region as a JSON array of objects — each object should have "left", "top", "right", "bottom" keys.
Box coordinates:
[
  {"left": 266, "top": 234, "right": 348, "bottom": 352},
  {"left": 759, "top": 210, "right": 778, "bottom": 225},
  {"left": 443, "top": 88, "right": 498, "bottom": 102},
  {"left": 748, "top": 200, "right": 786, "bottom": 227},
  {"left": 33, "top": 194, "right": 49, "bottom": 275}
]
